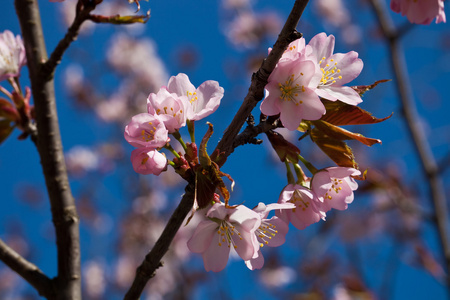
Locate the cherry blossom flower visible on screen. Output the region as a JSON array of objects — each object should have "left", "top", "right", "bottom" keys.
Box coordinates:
[
  {"left": 276, "top": 184, "right": 325, "bottom": 230},
  {"left": 260, "top": 58, "right": 324, "bottom": 130},
  {"left": 124, "top": 113, "right": 169, "bottom": 148},
  {"left": 310, "top": 167, "right": 361, "bottom": 212},
  {"left": 0, "top": 30, "right": 26, "bottom": 82},
  {"left": 166, "top": 73, "right": 224, "bottom": 121},
  {"left": 245, "top": 202, "right": 294, "bottom": 270},
  {"left": 130, "top": 148, "right": 167, "bottom": 175},
  {"left": 147, "top": 87, "right": 189, "bottom": 133},
  {"left": 307, "top": 33, "right": 363, "bottom": 105},
  {"left": 390, "top": 0, "right": 446, "bottom": 24},
  {"left": 187, "top": 203, "right": 261, "bottom": 272}
]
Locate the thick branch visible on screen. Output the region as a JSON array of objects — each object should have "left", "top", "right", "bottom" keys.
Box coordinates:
[
  {"left": 370, "top": 0, "right": 450, "bottom": 289},
  {"left": 213, "top": 0, "right": 309, "bottom": 166},
  {"left": 0, "top": 238, "right": 55, "bottom": 298},
  {"left": 124, "top": 182, "right": 195, "bottom": 300},
  {"left": 15, "top": 0, "right": 81, "bottom": 299}
]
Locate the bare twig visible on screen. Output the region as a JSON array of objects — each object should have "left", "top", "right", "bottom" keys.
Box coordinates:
[
  {"left": 213, "top": 0, "right": 309, "bottom": 167},
  {"left": 15, "top": 0, "right": 82, "bottom": 298},
  {"left": 369, "top": 0, "right": 450, "bottom": 291},
  {"left": 123, "top": 181, "right": 195, "bottom": 300},
  {"left": 0, "top": 238, "right": 54, "bottom": 298},
  {"left": 41, "top": 0, "right": 98, "bottom": 80}
]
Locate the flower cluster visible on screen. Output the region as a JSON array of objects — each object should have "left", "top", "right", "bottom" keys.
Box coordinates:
[
  {"left": 260, "top": 32, "right": 363, "bottom": 130},
  {"left": 123, "top": 73, "right": 224, "bottom": 175}
]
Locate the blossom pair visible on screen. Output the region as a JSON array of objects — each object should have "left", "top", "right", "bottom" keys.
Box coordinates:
[
  {"left": 124, "top": 74, "right": 224, "bottom": 175},
  {"left": 277, "top": 167, "right": 361, "bottom": 230},
  {"left": 260, "top": 32, "right": 363, "bottom": 130},
  {"left": 187, "top": 201, "right": 294, "bottom": 272}
]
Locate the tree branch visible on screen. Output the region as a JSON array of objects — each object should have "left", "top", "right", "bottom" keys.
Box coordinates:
[
  {"left": 0, "top": 238, "right": 55, "bottom": 298},
  {"left": 123, "top": 181, "right": 196, "bottom": 300},
  {"left": 369, "top": 0, "right": 450, "bottom": 290},
  {"left": 15, "top": 0, "right": 81, "bottom": 298},
  {"left": 41, "top": 0, "right": 97, "bottom": 80},
  {"left": 213, "top": 0, "right": 309, "bottom": 166}
]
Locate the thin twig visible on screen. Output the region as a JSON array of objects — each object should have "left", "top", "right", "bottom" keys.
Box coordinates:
[
  {"left": 41, "top": 1, "right": 97, "bottom": 80},
  {"left": 123, "top": 182, "right": 195, "bottom": 300},
  {"left": 213, "top": 0, "right": 310, "bottom": 167},
  {"left": 15, "top": 0, "right": 82, "bottom": 298},
  {"left": 369, "top": 0, "right": 450, "bottom": 291},
  {"left": 0, "top": 238, "right": 55, "bottom": 298}
]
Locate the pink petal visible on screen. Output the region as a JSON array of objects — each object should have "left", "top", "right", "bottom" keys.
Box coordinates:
[
  {"left": 187, "top": 220, "right": 218, "bottom": 253},
  {"left": 245, "top": 250, "right": 265, "bottom": 270},
  {"left": 167, "top": 73, "right": 196, "bottom": 96},
  {"left": 264, "top": 217, "right": 289, "bottom": 247},
  {"left": 308, "top": 33, "right": 335, "bottom": 62},
  {"left": 202, "top": 235, "right": 231, "bottom": 272},
  {"left": 190, "top": 80, "right": 224, "bottom": 120},
  {"left": 321, "top": 86, "right": 362, "bottom": 105},
  {"left": 327, "top": 52, "right": 363, "bottom": 85},
  {"left": 233, "top": 229, "right": 258, "bottom": 261}
]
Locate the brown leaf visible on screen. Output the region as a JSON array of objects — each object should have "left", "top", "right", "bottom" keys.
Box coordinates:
[
  {"left": 0, "top": 119, "right": 15, "bottom": 145},
  {"left": 313, "top": 120, "right": 382, "bottom": 146},
  {"left": 310, "top": 127, "right": 357, "bottom": 168},
  {"left": 322, "top": 100, "right": 392, "bottom": 126},
  {"left": 351, "top": 79, "right": 391, "bottom": 96}
]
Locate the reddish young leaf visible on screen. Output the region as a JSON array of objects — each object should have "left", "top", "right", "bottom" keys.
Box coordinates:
[
  {"left": 0, "top": 119, "right": 14, "bottom": 145},
  {"left": 310, "top": 127, "right": 357, "bottom": 168},
  {"left": 89, "top": 11, "right": 150, "bottom": 24},
  {"left": 351, "top": 79, "right": 391, "bottom": 96},
  {"left": 313, "top": 120, "right": 382, "bottom": 147},
  {"left": 321, "top": 100, "right": 392, "bottom": 126},
  {"left": 0, "top": 99, "right": 19, "bottom": 122}
]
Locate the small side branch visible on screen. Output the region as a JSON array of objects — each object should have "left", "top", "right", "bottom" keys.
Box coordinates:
[
  {"left": 123, "top": 182, "right": 196, "bottom": 300},
  {"left": 0, "top": 238, "right": 54, "bottom": 298}
]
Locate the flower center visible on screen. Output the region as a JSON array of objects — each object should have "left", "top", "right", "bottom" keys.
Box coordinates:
[
  {"left": 319, "top": 57, "right": 342, "bottom": 86},
  {"left": 186, "top": 91, "right": 198, "bottom": 104},
  {"left": 156, "top": 106, "right": 183, "bottom": 118},
  {"left": 256, "top": 221, "right": 278, "bottom": 248},
  {"left": 325, "top": 178, "right": 343, "bottom": 200},
  {"left": 290, "top": 189, "right": 310, "bottom": 212},
  {"left": 140, "top": 122, "right": 157, "bottom": 142},
  {"left": 278, "top": 73, "right": 306, "bottom": 105},
  {"left": 216, "top": 220, "right": 242, "bottom": 249}
]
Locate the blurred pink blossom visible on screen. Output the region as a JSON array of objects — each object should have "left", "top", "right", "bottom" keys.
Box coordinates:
[
  {"left": 226, "top": 12, "right": 282, "bottom": 48},
  {"left": 391, "top": 0, "right": 446, "bottom": 24},
  {"left": 0, "top": 30, "right": 26, "bottom": 82},
  {"left": 83, "top": 260, "right": 106, "bottom": 299}
]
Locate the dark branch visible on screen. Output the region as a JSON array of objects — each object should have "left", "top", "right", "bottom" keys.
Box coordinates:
[
  {"left": 213, "top": 0, "right": 309, "bottom": 166},
  {"left": 0, "top": 238, "right": 55, "bottom": 298},
  {"left": 15, "top": 0, "right": 82, "bottom": 298},
  {"left": 124, "top": 182, "right": 196, "bottom": 300},
  {"left": 41, "top": 1, "right": 97, "bottom": 80},
  {"left": 232, "top": 118, "right": 280, "bottom": 150},
  {"left": 369, "top": 0, "right": 450, "bottom": 291}
]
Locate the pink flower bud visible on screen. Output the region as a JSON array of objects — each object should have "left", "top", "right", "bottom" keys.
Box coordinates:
[{"left": 130, "top": 147, "right": 167, "bottom": 175}]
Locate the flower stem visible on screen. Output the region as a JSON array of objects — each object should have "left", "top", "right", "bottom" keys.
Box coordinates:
[
  {"left": 164, "top": 144, "right": 181, "bottom": 159},
  {"left": 285, "top": 160, "right": 295, "bottom": 185},
  {"left": 171, "top": 130, "right": 187, "bottom": 152},
  {"left": 187, "top": 120, "right": 195, "bottom": 143},
  {"left": 0, "top": 85, "right": 12, "bottom": 99},
  {"left": 293, "top": 163, "right": 306, "bottom": 185},
  {"left": 297, "top": 154, "right": 318, "bottom": 174}
]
